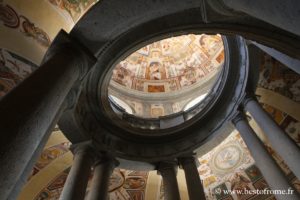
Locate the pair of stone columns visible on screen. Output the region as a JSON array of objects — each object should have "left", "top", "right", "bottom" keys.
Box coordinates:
[
  {"left": 59, "top": 142, "right": 117, "bottom": 200},
  {"left": 232, "top": 96, "right": 300, "bottom": 200},
  {"left": 158, "top": 158, "right": 206, "bottom": 200},
  {"left": 0, "top": 30, "right": 96, "bottom": 199}
]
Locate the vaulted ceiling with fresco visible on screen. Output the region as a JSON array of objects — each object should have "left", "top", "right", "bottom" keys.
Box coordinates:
[
  {"left": 110, "top": 34, "right": 224, "bottom": 93},
  {"left": 0, "top": 0, "right": 299, "bottom": 200},
  {"left": 109, "top": 34, "right": 224, "bottom": 118}
]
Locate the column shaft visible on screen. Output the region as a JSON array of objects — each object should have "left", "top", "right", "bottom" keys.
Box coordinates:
[
  {"left": 233, "top": 114, "right": 299, "bottom": 200},
  {"left": 59, "top": 143, "right": 94, "bottom": 200},
  {"left": 251, "top": 42, "right": 300, "bottom": 74},
  {"left": 8, "top": 102, "right": 68, "bottom": 200},
  {"left": 180, "top": 157, "right": 206, "bottom": 200},
  {"left": 87, "top": 159, "right": 116, "bottom": 200},
  {"left": 158, "top": 162, "right": 181, "bottom": 200},
  {"left": 0, "top": 30, "right": 95, "bottom": 199},
  {"left": 244, "top": 97, "right": 300, "bottom": 179}
]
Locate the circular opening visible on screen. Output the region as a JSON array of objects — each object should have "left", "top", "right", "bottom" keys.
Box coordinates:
[{"left": 104, "top": 33, "right": 225, "bottom": 130}]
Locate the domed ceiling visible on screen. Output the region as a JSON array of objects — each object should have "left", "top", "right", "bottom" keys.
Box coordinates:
[
  {"left": 0, "top": 1, "right": 299, "bottom": 199},
  {"left": 110, "top": 34, "right": 224, "bottom": 93}
]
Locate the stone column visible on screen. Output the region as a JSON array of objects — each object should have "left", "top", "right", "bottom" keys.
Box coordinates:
[
  {"left": 157, "top": 161, "right": 181, "bottom": 200},
  {"left": 179, "top": 157, "right": 206, "bottom": 200},
  {"left": 250, "top": 42, "right": 300, "bottom": 74},
  {"left": 244, "top": 96, "right": 300, "bottom": 180},
  {"left": 232, "top": 113, "right": 299, "bottom": 200},
  {"left": 87, "top": 157, "right": 117, "bottom": 200},
  {"left": 59, "top": 142, "right": 94, "bottom": 200},
  {"left": 220, "top": 0, "right": 300, "bottom": 36},
  {"left": 0, "top": 30, "right": 96, "bottom": 199}
]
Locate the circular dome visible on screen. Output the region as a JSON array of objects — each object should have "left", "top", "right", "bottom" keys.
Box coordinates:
[
  {"left": 59, "top": 9, "right": 249, "bottom": 160},
  {"left": 108, "top": 34, "right": 224, "bottom": 119}
]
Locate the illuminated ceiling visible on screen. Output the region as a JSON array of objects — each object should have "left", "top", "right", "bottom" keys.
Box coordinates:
[{"left": 110, "top": 34, "right": 224, "bottom": 93}]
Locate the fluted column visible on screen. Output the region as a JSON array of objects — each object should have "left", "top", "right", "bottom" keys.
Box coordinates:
[
  {"left": 87, "top": 157, "right": 117, "bottom": 200},
  {"left": 243, "top": 96, "right": 300, "bottom": 180},
  {"left": 0, "top": 30, "right": 96, "bottom": 199},
  {"left": 59, "top": 142, "right": 94, "bottom": 200},
  {"left": 157, "top": 161, "right": 181, "bottom": 200},
  {"left": 179, "top": 157, "right": 206, "bottom": 200},
  {"left": 232, "top": 113, "right": 299, "bottom": 200}
]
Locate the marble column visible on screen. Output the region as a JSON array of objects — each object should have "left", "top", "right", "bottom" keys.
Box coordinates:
[
  {"left": 0, "top": 30, "right": 96, "bottom": 199},
  {"left": 220, "top": 0, "right": 300, "bottom": 36},
  {"left": 232, "top": 113, "right": 299, "bottom": 200},
  {"left": 87, "top": 157, "right": 117, "bottom": 200},
  {"left": 179, "top": 157, "right": 206, "bottom": 200},
  {"left": 59, "top": 142, "right": 95, "bottom": 200},
  {"left": 244, "top": 96, "right": 300, "bottom": 180},
  {"left": 157, "top": 161, "right": 181, "bottom": 200}
]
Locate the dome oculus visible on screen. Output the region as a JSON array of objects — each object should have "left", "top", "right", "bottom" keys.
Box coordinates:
[{"left": 108, "top": 34, "right": 224, "bottom": 119}]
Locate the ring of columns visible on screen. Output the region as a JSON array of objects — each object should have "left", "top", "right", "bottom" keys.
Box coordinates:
[
  {"left": 0, "top": 0, "right": 300, "bottom": 199},
  {"left": 60, "top": 35, "right": 248, "bottom": 162}
]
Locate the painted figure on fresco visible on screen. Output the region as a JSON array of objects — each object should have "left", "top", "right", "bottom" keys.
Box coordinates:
[
  {"left": 0, "top": 3, "right": 20, "bottom": 28},
  {"left": 137, "top": 45, "right": 150, "bottom": 56},
  {"left": 0, "top": 2, "right": 51, "bottom": 47},
  {"left": 200, "top": 35, "right": 222, "bottom": 56},
  {"left": 149, "top": 62, "right": 162, "bottom": 80},
  {"left": 35, "top": 170, "right": 69, "bottom": 200},
  {"left": 110, "top": 34, "right": 224, "bottom": 94},
  {"left": 214, "top": 145, "right": 242, "bottom": 170},
  {"left": 0, "top": 49, "right": 33, "bottom": 79},
  {"left": 0, "top": 49, "right": 36, "bottom": 97},
  {"left": 123, "top": 177, "right": 146, "bottom": 189},
  {"left": 179, "top": 69, "right": 197, "bottom": 87},
  {"left": 161, "top": 39, "right": 171, "bottom": 55},
  {"left": 19, "top": 16, "right": 51, "bottom": 47},
  {"left": 48, "top": 0, "right": 98, "bottom": 22},
  {"left": 111, "top": 62, "right": 134, "bottom": 88},
  {"left": 36, "top": 143, "right": 70, "bottom": 170},
  {"left": 108, "top": 170, "right": 125, "bottom": 192}
]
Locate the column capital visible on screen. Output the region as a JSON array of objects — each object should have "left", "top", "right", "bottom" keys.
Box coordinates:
[
  {"left": 70, "top": 141, "right": 95, "bottom": 158},
  {"left": 94, "top": 155, "right": 119, "bottom": 169},
  {"left": 232, "top": 111, "right": 247, "bottom": 125},
  {"left": 157, "top": 160, "right": 181, "bottom": 200},
  {"left": 178, "top": 156, "right": 199, "bottom": 168},
  {"left": 157, "top": 160, "right": 178, "bottom": 175},
  {"left": 157, "top": 160, "right": 178, "bottom": 169},
  {"left": 87, "top": 155, "right": 118, "bottom": 200},
  {"left": 60, "top": 141, "right": 94, "bottom": 200},
  {"left": 243, "top": 93, "right": 258, "bottom": 107},
  {"left": 179, "top": 156, "right": 206, "bottom": 200},
  {"left": 43, "top": 30, "right": 96, "bottom": 81}
]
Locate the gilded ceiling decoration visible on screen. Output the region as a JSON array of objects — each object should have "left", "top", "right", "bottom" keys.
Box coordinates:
[{"left": 110, "top": 34, "right": 224, "bottom": 94}]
